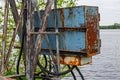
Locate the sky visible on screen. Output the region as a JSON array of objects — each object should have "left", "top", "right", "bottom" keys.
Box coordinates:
[{"left": 0, "top": 0, "right": 120, "bottom": 25}]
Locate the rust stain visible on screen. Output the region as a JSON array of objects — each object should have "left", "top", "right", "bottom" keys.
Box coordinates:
[
  {"left": 98, "top": 13, "right": 100, "bottom": 21},
  {"left": 60, "top": 56, "right": 64, "bottom": 64},
  {"left": 60, "top": 56, "right": 92, "bottom": 66},
  {"left": 59, "top": 9, "right": 65, "bottom": 28},
  {"left": 60, "top": 56, "right": 80, "bottom": 66},
  {"left": 86, "top": 10, "right": 98, "bottom": 56}
]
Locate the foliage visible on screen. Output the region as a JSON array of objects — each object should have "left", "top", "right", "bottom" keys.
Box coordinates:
[{"left": 100, "top": 25, "right": 120, "bottom": 29}]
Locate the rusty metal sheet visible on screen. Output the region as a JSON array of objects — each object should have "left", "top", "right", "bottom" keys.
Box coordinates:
[
  {"left": 85, "top": 7, "right": 100, "bottom": 56},
  {"left": 60, "top": 56, "right": 92, "bottom": 66}
]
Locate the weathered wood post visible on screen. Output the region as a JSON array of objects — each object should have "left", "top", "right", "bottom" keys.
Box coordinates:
[
  {"left": 33, "top": 0, "right": 54, "bottom": 74},
  {"left": 25, "top": 0, "right": 54, "bottom": 79},
  {"left": 0, "top": 0, "right": 9, "bottom": 75}
]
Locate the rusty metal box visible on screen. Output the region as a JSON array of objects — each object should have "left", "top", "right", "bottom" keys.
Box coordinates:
[{"left": 34, "top": 6, "right": 100, "bottom": 66}]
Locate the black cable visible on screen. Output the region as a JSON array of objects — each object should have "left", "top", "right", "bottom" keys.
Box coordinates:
[
  {"left": 75, "top": 66, "right": 85, "bottom": 80},
  {"left": 68, "top": 65, "right": 76, "bottom": 80},
  {"left": 36, "top": 55, "right": 48, "bottom": 75},
  {"left": 43, "top": 55, "right": 48, "bottom": 69},
  {"left": 16, "top": 5, "right": 27, "bottom": 80},
  {"left": 37, "top": 56, "right": 76, "bottom": 76},
  {"left": 16, "top": 23, "right": 24, "bottom": 80}
]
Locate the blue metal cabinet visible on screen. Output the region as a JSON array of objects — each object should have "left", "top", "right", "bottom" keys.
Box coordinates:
[{"left": 34, "top": 6, "right": 100, "bottom": 66}]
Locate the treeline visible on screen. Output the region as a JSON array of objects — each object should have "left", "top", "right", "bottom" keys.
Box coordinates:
[{"left": 100, "top": 25, "right": 120, "bottom": 29}]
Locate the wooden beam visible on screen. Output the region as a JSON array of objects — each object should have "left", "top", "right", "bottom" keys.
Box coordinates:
[
  {"left": 4, "top": 4, "right": 24, "bottom": 75},
  {"left": 30, "top": 32, "right": 59, "bottom": 35},
  {"left": 5, "top": 74, "right": 25, "bottom": 78},
  {"left": 9, "top": 0, "right": 22, "bottom": 40},
  {"left": 33, "top": 0, "right": 54, "bottom": 64},
  {"left": 32, "top": 0, "right": 54, "bottom": 77},
  {"left": 0, "top": 0, "right": 9, "bottom": 75}
]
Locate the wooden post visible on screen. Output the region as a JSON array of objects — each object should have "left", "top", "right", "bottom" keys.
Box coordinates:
[
  {"left": 25, "top": 0, "right": 34, "bottom": 79},
  {"left": 25, "top": 0, "right": 54, "bottom": 79},
  {"left": 9, "top": 0, "right": 22, "bottom": 40},
  {"left": 0, "top": 0, "right": 9, "bottom": 75},
  {"left": 4, "top": 5, "right": 24, "bottom": 74},
  {"left": 54, "top": 0, "right": 60, "bottom": 76},
  {"left": 33, "top": 0, "right": 54, "bottom": 72}
]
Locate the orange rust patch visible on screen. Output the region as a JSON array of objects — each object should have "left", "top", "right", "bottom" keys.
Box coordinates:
[
  {"left": 62, "top": 56, "right": 80, "bottom": 66},
  {"left": 86, "top": 12, "right": 98, "bottom": 56}
]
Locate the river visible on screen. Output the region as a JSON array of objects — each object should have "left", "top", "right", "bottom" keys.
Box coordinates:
[{"left": 63, "top": 29, "right": 120, "bottom": 80}]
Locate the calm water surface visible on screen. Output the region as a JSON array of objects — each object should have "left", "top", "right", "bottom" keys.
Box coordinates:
[{"left": 63, "top": 29, "right": 120, "bottom": 80}]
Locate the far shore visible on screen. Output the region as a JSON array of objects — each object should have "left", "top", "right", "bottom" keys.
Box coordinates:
[{"left": 100, "top": 25, "right": 120, "bottom": 29}]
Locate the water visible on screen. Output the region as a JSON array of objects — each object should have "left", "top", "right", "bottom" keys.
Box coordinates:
[{"left": 63, "top": 29, "right": 120, "bottom": 80}]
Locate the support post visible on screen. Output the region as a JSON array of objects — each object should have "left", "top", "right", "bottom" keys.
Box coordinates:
[
  {"left": 32, "top": 0, "right": 54, "bottom": 76},
  {"left": 4, "top": 5, "right": 24, "bottom": 74},
  {"left": 25, "top": 0, "right": 34, "bottom": 79},
  {"left": 54, "top": 0, "right": 60, "bottom": 76},
  {"left": 0, "top": 0, "right": 9, "bottom": 75},
  {"left": 9, "top": 0, "right": 22, "bottom": 39}
]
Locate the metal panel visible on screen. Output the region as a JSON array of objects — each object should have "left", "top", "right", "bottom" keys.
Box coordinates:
[
  {"left": 41, "top": 31, "right": 85, "bottom": 51},
  {"left": 60, "top": 56, "right": 92, "bottom": 66},
  {"left": 34, "top": 6, "right": 85, "bottom": 28},
  {"left": 85, "top": 6, "right": 100, "bottom": 56}
]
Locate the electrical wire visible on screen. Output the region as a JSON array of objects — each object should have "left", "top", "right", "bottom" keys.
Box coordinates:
[
  {"left": 68, "top": 65, "right": 76, "bottom": 80},
  {"left": 37, "top": 55, "right": 76, "bottom": 76},
  {"left": 75, "top": 66, "right": 85, "bottom": 80},
  {"left": 36, "top": 55, "right": 48, "bottom": 75},
  {"left": 16, "top": 4, "right": 27, "bottom": 80}
]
